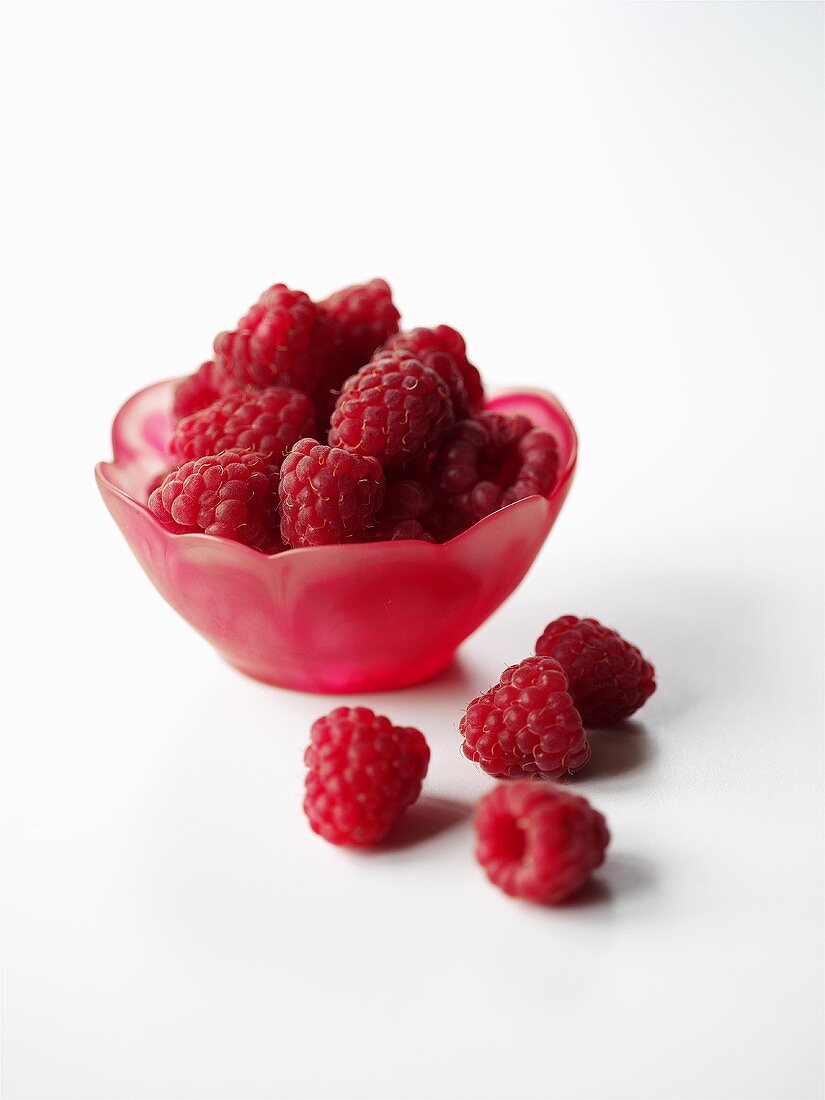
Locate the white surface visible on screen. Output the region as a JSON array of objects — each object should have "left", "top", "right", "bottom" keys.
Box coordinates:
[{"left": 2, "top": 3, "right": 823, "bottom": 1099}]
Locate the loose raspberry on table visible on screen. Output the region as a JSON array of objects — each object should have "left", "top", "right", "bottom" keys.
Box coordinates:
[
  {"left": 328, "top": 349, "right": 454, "bottom": 468},
  {"left": 148, "top": 448, "right": 281, "bottom": 549},
  {"left": 475, "top": 782, "right": 609, "bottom": 904},
  {"left": 171, "top": 386, "right": 317, "bottom": 463},
  {"left": 173, "top": 359, "right": 235, "bottom": 421},
  {"left": 460, "top": 656, "right": 590, "bottom": 780},
  {"left": 279, "top": 438, "right": 385, "bottom": 547},
  {"left": 318, "top": 278, "right": 401, "bottom": 384},
  {"left": 213, "top": 284, "right": 326, "bottom": 394},
  {"left": 535, "top": 616, "right": 656, "bottom": 725},
  {"left": 384, "top": 325, "right": 484, "bottom": 415},
  {"left": 304, "top": 706, "right": 430, "bottom": 846}
]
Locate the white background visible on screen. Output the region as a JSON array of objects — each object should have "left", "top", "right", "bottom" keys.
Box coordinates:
[{"left": 2, "top": 3, "right": 823, "bottom": 1098}]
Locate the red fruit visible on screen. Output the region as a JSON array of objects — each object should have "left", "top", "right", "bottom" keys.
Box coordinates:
[
  {"left": 304, "top": 706, "right": 430, "bottom": 846},
  {"left": 427, "top": 413, "right": 560, "bottom": 536},
  {"left": 536, "top": 616, "right": 656, "bottom": 724},
  {"left": 173, "top": 360, "right": 235, "bottom": 421},
  {"left": 378, "top": 478, "right": 434, "bottom": 523},
  {"left": 384, "top": 326, "right": 484, "bottom": 415},
  {"left": 213, "top": 284, "right": 326, "bottom": 394},
  {"left": 318, "top": 278, "right": 401, "bottom": 384},
  {"left": 171, "top": 386, "right": 317, "bottom": 463},
  {"left": 328, "top": 349, "right": 454, "bottom": 468},
  {"left": 279, "top": 438, "right": 385, "bottom": 547},
  {"left": 475, "top": 782, "right": 609, "bottom": 904},
  {"left": 148, "top": 448, "right": 281, "bottom": 549},
  {"left": 460, "top": 656, "right": 590, "bottom": 780}
]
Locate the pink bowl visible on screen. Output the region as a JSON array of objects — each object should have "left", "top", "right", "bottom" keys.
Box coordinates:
[{"left": 96, "top": 380, "right": 577, "bottom": 693}]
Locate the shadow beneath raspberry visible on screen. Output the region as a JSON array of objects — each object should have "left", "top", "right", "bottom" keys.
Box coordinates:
[
  {"left": 557, "top": 852, "right": 656, "bottom": 909},
  {"left": 579, "top": 718, "right": 655, "bottom": 781},
  {"left": 379, "top": 795, "right": 474, "bottom": 852}
]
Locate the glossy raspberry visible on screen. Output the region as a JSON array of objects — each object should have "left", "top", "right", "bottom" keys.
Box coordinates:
[
  {"left": 304, "top": 707, "right": 430, "bottom": 846},
  {"left": 148, "top": 448, "right": 281, "bottom": 549},
  {"left": 460, "top": 656, "right": 590, "bottom": 780},
  {"left": 475, "top": 782, "right": 609, "bottom": 904},
  {"left": 328, "top": 350, "right": 454, "bottom": 468},
  {"left": 385, "top": 326, "right": 484, "bottom": 415},
  {"left": 319, "top": 278, "right": 401, "bottom": 383},
  {"left": 536, "top": 616, "right": 656, "bottom": 724},
  {"left": 279, "top": 438, "right": 385, "bottom": 547},
  {"left": 171, "top": 386, "right": 317, "bottom": 463},
  {"left": 214, "top": 284, "right": 325, "bottom": 394},
  {"left": 173, "top": 360, "right": 235, "bottom": 420}
]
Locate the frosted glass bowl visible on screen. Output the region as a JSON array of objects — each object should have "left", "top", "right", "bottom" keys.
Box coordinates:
[{"left": 96, "top": 379, "right": 577, "bottom": 692}]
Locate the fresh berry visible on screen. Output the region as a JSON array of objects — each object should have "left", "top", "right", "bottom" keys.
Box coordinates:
[
  {"left": 378, "top": 478, "right": 434, "bottom": 524},
  {"left": 427, "top": 413, "right": 560, "bottom": 536},
  {"left": 279, "top": 438, "right": 385, "bottom": 547},
  {"left": 303, "top": 706, "right": 430, "bottom": 846},
  {"left": 171, "top": 386, "right": 317, "bottom": 463},
  {"left": 329, "top": 349, "right": 454, "bottom": 468},
  {"left": 214, "top": 284, "right": 326, "bottom": 394},
  {"left": 475, "top": 782, "right": 609, "bottom": 904},
  {"left": 148, "top": 448, "right": 281, "bottom": 549},
  {"left": 372, "top": 477, "right": 437, "bottom": 542},
  {"left": 173, "top": 360, "right": 235, "bottom": 420},
  {"left": 318, "top": 278, "right": 401, "bottom": 383},
  {"left": 503, "top": 427, "right": 560, "bottom": 502},
  {"left": 371, "top": 518, "right": 436, "bottom": 543},
  {"left": 460, "top": 656, "right": 590, "bottom": 780},
  {"left": 384, "top": 326, "right": 484, "bottom": 415},
  {"left": 535, "top": 616, "right": 656, "bottom": 724}
]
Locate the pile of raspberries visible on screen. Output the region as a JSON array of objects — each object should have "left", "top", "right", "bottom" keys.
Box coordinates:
[
  {"left": 148, "top": 279, "right": 560, "bottom": 549},
  {"left": 305, "top": 615, "right": 656, "bottom": 905}
]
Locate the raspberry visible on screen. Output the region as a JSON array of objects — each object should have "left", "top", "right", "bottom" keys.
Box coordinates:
[
  {"left": 318, "top": 278, "right": 401, "bottom": 383},
  {"left": 503, "top": 427, "right": 560, "bottom": 503},
  {"left": 148, "top": 448, "right": 281, "bottom": 549},
  {"left": 427, "top": 413, "right": 560, "bottom": 537},
  {"left": 279, "top": 438, "right": 385, "bottom": 547},
  {"left": 328, "top": 350, "right": 454, "bottom": 468},
  {"left": 173, "top": 360, "right": 235, "bottom": 421},
  {"left": 378, "top": 478, "right": 434, "bottom": 524},
  {"left": 214, "top": 284, "right": 325, "bottom": 394},
  {"left": 385, "top": 519, "right": 435, "bottom": 542},
  {"left": 385, "top": 326, "right": 484, "bottom": 415},
  {"left": 475, "top": 782, "right": 609, "bottom": 904},
  {"left": 460, "top": 656, "right": 590, "bottom": 780},
  {"left": 535, "top": 616, "right": 656, "bottom": 725},
  {"left": 304, "top": 707, "right": 430, "bottom": 846},
  {"left": 171, "top": 386, "right": 317, "bottom": 463}
]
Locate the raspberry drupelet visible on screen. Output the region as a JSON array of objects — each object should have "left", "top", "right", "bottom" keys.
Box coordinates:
[
  {"left": 304, "top": 707, "right": 430, "bottom": 846},
  {"left": 278, "top": 438, "right": 385, "bottom": 547},
  {"left": 148, "top": 448, "right": 281, "bottom": 549},
  {"left": 475, "top": 782, "right": 609, "bottom": 904},
  {"left": 171, "top": 386, "right": 317, "bottom": 463},
  {"left": 328, "top": 349, "right": 455, "bottom": 468},
  {"left": 460, "top": 656, "right": 590, "bottom": 780},
  {"left": 536, "top": 616, "right": 656, "bottom": 724}
]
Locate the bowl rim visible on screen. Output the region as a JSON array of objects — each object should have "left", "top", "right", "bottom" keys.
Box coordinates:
[{"left": 96, "top": 379, "right": 578, "bottom": 561}]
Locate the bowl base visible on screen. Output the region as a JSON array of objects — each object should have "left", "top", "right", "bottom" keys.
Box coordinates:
[{"left": 222, "top": 647, "right": 458, "bottom": 695}]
